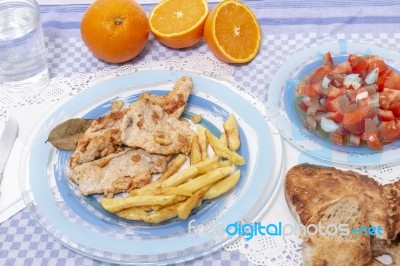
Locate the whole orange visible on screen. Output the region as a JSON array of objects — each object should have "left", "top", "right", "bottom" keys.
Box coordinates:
[{"left": 80, "top": 0, "right": 149, "bottom": 64}]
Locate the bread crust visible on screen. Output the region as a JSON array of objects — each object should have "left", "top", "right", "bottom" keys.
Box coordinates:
[
  {"left": 383, "top": 180, "right": 400, "bottom": 240},
  {"left": 284, "top": 163, "right": 400, "bottom": 266},
  {"left": 301, "top": 196, "right": 371, "bottom": 266},
  {"left": 284, "top": 164, "right": 390, "bottom": 240}
]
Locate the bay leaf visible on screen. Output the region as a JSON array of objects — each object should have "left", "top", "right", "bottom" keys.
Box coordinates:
[{"left": 47, "top": 118, "right": 94, "bottom": 150}]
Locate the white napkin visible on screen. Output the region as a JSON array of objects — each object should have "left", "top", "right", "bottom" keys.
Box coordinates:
[{"left": 0, "top": 102, "right": 58, "bottom": 223}]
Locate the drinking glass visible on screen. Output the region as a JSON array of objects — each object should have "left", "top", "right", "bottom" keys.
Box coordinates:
[{"left": 0, "top": 0, "right": 49, "bottom": 95}]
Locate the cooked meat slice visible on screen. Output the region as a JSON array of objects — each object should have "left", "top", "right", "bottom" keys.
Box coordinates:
[
  {"left": 139, "top": 76, "right": 193, "bottom": 118},
  {"left": 69, "top": 76, "right": 194, "bottom": 168},
  {"left": 120, "top": 98, "right": 195, "bottom": 155},
  {"left": 69, "top": 110, "right": 126, "bottom": 168},
  {"left": 120, "top": 77, "right": 195, "bottom": 155},
  {"left": 68, "top": 148, "right": 171, "bottom": 196}
]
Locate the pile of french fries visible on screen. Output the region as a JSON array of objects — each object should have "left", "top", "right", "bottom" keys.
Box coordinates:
[{"left": 100, "top": 114, "right": 245, "bottom": 224}]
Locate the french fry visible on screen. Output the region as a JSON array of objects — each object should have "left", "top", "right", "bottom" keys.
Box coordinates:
[
  {"left": 162, "top": 156, "right": 219, "bottom": 188},
  {"left": 190, "top": 136, "right": 202, "bottom": 165},
  {"left": 161, "top": 187, "right": 193, "bottom": 197},
  {"left": 131, "top": 188, "right": 163, "bottom": 196},
  {"left": 138, "top": 206, "right": 154, "bottom": 212},
  {"left": 197, "top": 125, "right": 208, "bottom": 160},
  {"left": 220, "top": 132, "right": 228, "bottom": 147},
  {"left": 111, "top": 100, "right": 124, "bottom": 112},
  {"left": 218, "top": 160, "right": 232, "bottom": 167},
  {"left": 206, "top": 130, "right": 245, "bottom": 166},
  {"left": 98, "top": 111, "right": 245, "bottom": 224},
  {"left": 177, "top": 185, "right": 211, "bottom": 220},
  {"left": 203, "top": 170, "right": 241, "bottom": 200},
  {"left": 145, "top": 204, "right": 180, "bottom": 224},
  {"left": 178, "top": 166, "right": 235, "bottom": 193},
  {"left": 223, "top": 114, "right": 240, "bottom": 151},
  {"left": 158, "top": 154, "right": 187, "bottom": 182},
  {"left": 150, "top": 195, "right": 188, "bottom": 211},
  {"left": 129, "top": 154, "right": 186, "bottom": 196},
  {"left": 116, "top": 207, "right": 148, "bottom": 220},
  {"left": 101, "top": 195, "right": 177, "bottom": 213},
  {"left": 129, "top": 185, "right": 161, "bottom": 196},
  {"left": 196, "top": 159, "right": 231, "bottom": 174}
]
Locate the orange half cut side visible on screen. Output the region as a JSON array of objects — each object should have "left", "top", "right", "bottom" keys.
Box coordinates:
[
  {"left": 149, "top": 0, "right": 209, "bottom": 48},
  {"left": 204, "top": 0, "right": 261, "bottom": 64}
]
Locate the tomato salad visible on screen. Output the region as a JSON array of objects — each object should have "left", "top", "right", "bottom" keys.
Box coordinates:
[{"left": 296, "top": 52, "right": 400, "bottom": 150}]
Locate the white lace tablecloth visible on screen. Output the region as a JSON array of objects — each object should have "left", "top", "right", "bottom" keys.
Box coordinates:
[{"left": 2, "top": 1, "right": 400, "bottom": 265}]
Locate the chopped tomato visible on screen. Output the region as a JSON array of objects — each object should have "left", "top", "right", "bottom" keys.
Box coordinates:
[
  {"left": 390, "top": 95, "right": 400, "bottom": 117},
  {"left": 329, "top": 132, "right": 344, "bottom": 145},
  {"left": 349, "top": 54, "right": 364, "bottom": 67},
  {"left": 296, "top": 83, "right": 320, "bottom": 97},
  {"left": 326, "top": 94, "right": 349, "bottom": 113},
  {"left": 325, "top": 110, "right": 344, "bottom": 123},
  {"left": 364, "top": 118, "right": 383, "bottom": 150},
  {"left": 378, "top": 109, "right": 395, "bottom": 121},
  {"left": 330, "top": 61, "right": 352, "bottom": 74},
  {"left": 311, "top": 65, "right": 333, "bottom": 83},
  {"left": 380, "top": 88, "right": 400, "bottom": 110},
  {"left": 383, "top": 70, "right": 400, "bottom": 91},
  {"left": 380, "top": 121, "right": 400, "bottom": 143},
  {"left": 322, "top": 52, "right": 333, "bottom": 66},
  {"left": 342, "top": 98, "right": 370, "bottom": 134},
  {"left": 296, "top": 52, "right": 400, "bottom": 149},
  {"left": 327, "top": 87, "right": 346, "bottom": 99},
  {"left": 350, "top": 56, "right": 368, "bottom": 78},
  {"left": 365, "top": 56, "right": 388, "bottom": 74},
  {"left": 298, "top": 101, "right": 309, "bottom": 112}
]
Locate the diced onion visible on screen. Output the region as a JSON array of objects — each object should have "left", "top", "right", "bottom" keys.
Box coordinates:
[
  {"left": 349, "top": 134, "right": 360, "bottom": 146},
  {"left": 302, "top": 96, "right": 312, "bottom": 107},
  {"left": 321, "top": 117, "right": 339, "bottom": 133},
  {"left": 307, "top": 105, "right": 318, "bottom": 116},
  {"left": 322, "top": 76, "right": 330, "bottom": 90},
  {"left": 370, "top": 93, "right": 380, "bottom": 108},
  {"left": 365, "top": 67, "right": 379, "bottom": 85},
  {"left": 356, "top": 91, "right": 369, "bottom": 102},
  {"left": 344, "top": 74, "right": 362, "bottom": 89},
  {"left": 372, "top": 114, "right": 380, "bottom": 126}
]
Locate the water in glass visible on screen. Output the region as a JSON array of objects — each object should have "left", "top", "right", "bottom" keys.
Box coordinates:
[{"left": 0, "top": 0, "right": 49, "bottom": 95}]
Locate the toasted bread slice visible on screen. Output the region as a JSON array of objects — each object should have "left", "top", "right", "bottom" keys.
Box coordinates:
[
  {"left": 368, "top": 236, "right": 400, "bottom": 265},
  {"left": 302, "top": 196, "right": 371, "bottom": 266},
  {"left": 285, "top": 164, "right": 390, "bottom": 240},
  {"left": 383, "top": 180, "right": 400, "bottom": 240}
]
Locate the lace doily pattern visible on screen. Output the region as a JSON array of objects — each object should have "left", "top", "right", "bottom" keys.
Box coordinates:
[{"left": 224, "top": 236, "right": 303, "bottom": 266}]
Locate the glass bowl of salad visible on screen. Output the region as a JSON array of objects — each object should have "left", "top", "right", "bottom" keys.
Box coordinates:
[{"left": 267, "top": 40, "right": 400, "bottom": 166}]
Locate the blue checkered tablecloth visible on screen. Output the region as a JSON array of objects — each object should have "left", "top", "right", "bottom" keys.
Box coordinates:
[{"left": 2, "top": 1, "right": 400, "bottom": 265}]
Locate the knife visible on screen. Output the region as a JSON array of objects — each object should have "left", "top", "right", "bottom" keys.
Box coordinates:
[{"left": 0, "top": 117, "right": 18, "bottom": 185}]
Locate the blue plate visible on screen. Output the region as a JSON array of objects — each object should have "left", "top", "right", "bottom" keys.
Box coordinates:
[
  {"left": 267, "top": 40, "right": 400, "bottom": 166},
  {"left": 19, "top": 70, "right": 283, "bottom": 264}
]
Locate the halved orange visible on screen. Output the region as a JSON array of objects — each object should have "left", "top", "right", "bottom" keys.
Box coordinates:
[
  {"left": 149, "top": 0, "right": 209, "bottom": 49},
  {"left": 204, "top": 0, "right": 261, "bottom": 64}
]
